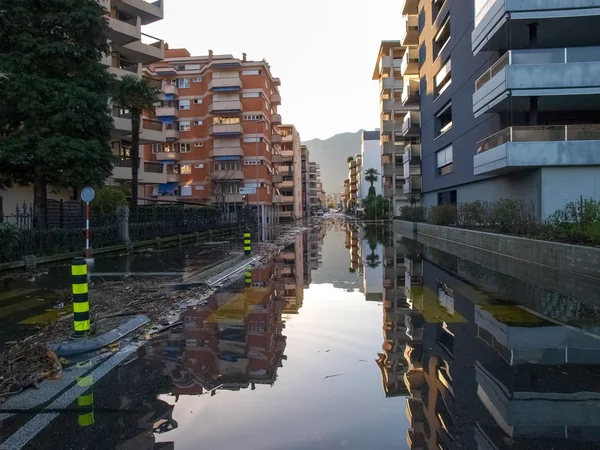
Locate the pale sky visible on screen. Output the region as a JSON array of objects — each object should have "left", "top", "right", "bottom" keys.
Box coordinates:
[{"left": 145, "top": 0, "right": 401, "bottom": 140}]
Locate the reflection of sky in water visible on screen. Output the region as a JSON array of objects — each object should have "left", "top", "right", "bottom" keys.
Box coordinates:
[{"left": 156, "top": 233, "right": 409, "bottom": 450}]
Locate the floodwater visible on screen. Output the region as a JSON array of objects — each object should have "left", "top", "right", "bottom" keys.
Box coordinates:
[{"left": 2, "top": 220, "right": 600, "bottom": 449}]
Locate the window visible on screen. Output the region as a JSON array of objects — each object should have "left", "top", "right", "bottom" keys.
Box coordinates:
[
  {"left": 435, "top": 59, "right": 451, "bottom": 97},
  {"left": 194, "top": 185, "right": 204, "bottom": 191},
  {"left": 179, "top": 121, "right": 191, "bottom": 131},
  {"left": 180, "top": 164, "right": 192, "bottom": 175},
  {"left": 242, "top": 69, "right": 260, "bottom": 76},
  {"left": 212, "top": 116, "right": 240, "bottom": 124},
  {"left": 192, "top": 76, "right": 203, "bottom": 82},
  {"left": 151, "top": 143, "right": 163, "bottom": 154},
  {"left": 179, "top": 99, "right": 190, "bottom": 110},
  {"left": 180, "top": 143, "right": 191, "bottom": 153},
  {"left": 244, "top": 160, "right": 261, "bottom": 165},
  {"left": 180, "top": 185, "right": 192, "bottom": 196},
  {"left": 215, "top": 161, "right": 240, "bottom": 171},
  {"left": 178, "top": 78, "right": 190, "bottom": 88},
  {"left": 435, "top": 103, "right": 452, "bottom": 136},
  {"left": 434, "top": 16, "right": 451, "bottom": 60},
  {"left": 195, "top": 163, "right": 204, "bottom": 168},
  {"left": 433, "top": 0, "right": 446, "bottom": 21},
  {"left": 193, "top": 99, "right": 202, "bottom": 104},
  {"left": 243, "top": 137, "right": 260, "bottom": 143},
  {"left": 193, "top": 142, "right": 203, "bottom": 147},
  {"left": 243, "top": 92, "right": 261, "bottom": 98},
  {"left": 194, "top": 120, "right": 203, "bottom": 126},
  {"left": 185, "top": 64, "right": 201, "bottom": 71},
  {"left": 436, "top": 145, "right": 453, "bottom": 176},
  {"left": 243, "top": 115, "right": 264, "bottom": 121}
]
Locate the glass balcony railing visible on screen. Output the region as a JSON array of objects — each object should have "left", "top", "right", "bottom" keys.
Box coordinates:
[
  {"left": 475, "top": 0, "right": 498, "bottom": 27},
  {"left": 475, "top": 46, "right": 600, "bottom": 91},
  {"left": 476, "top": 125, "right": 600, "bottom": 154}
]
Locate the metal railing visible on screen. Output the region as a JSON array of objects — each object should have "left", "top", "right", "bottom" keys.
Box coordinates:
[
  {"left": 476, "top": 124, "right": 600, "bottom": 153},
  {"left": 144, "top": 162, "right": 164, "bottom": 173},
  {"left": 143, "top": 118, "right": 163, "bottom": 131},
  {"left": 475, "top": 51, "right": 510, "bottom": 91}
]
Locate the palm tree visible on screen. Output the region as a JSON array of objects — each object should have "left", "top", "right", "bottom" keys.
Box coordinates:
[
  {"left": 112, "top": 75, "right": 161, "bottom": 212},
  {"left": 365, "top": 168, "right": 379, "bottom": 188},
  {"left": 347, "top": 156, "right": 354, "bottom": 163}
]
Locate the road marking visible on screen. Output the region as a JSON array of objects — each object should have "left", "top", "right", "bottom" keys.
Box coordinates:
[{"left": 0, "top": 342, "right": 142, "bottom": 450}]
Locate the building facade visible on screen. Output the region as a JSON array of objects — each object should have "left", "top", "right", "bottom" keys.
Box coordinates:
[
  {"left": 143, "top": 47, "right": 285, "bottom": 225},
  {"left": 373, "top": 37, "right": 422, "bottom": 216},
  {"left": 418, "top": 0, "right": 600, "bottom": 219},
  {"left": 360, "top": 130, "right": 382, "bottom": 198},
  {"left": 275, "top": 125, "right": 303, "bottom": 222}
]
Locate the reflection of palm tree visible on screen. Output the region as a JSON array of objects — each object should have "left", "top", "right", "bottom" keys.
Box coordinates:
[{"left": 366, "top": 252, "right": 380, "bottom": 268}]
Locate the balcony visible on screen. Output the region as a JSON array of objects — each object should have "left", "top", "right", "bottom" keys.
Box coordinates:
[
  {"left": 107, "top": 15, "right": 141, "bottom": 46},
  {"left": 403, "top": 177, "right": 422, "bottom": 194},
  {"left": 271, "top": 133, "right": 282, "bottom": 144},
  {"left": 278, "top": 211, "right": 293, "bottom": 218},
  {"left": 272, "top": 77, "right": 281, "bottom": 86},
  {"left": 209, "top": 100, "right": 242, "bottom": 114},
  {"left": 379, "top": 76, "right": 403, "bottom": 93},
  {"left": 209, "top": 123, "right": 243, "bottom": 136},
  {"left": 379, "top": 56, "right": 402, "bottom": 75},
  {"left": 271, "top": 93, "right": 282, "bottom": 105},
  {"left": 208, "top": 77, "right": 242, "bottom": 91},
  {"left": 116, "top": 0, "right": 164, "bottom": 25},
  {"left": 401, "top": 0, "right": 418, "bottom": 15},
  {"left": 214, "top": 170, "right": 244, "bottom": 179},
  {"left": 278, "top": 166, "right": 291, "bottom": 174},
  {"left": 143, "top": 162, "right": 167, "bottom": 184},
  {"left": 382, "top": 119, "right": 395, "bottom": 134},
  {"left": 401, "top": 78, "right": 420, "bottom": 105},
  {"left": 210, "top": 146, "right": 244, "bottom": 158},
  {"left": 474, "top": 125, "right": 600, "bottom": 175},
  {"left": 383, "top": 164, "right": 394, "bottom": 177},
  {"left": 163, "top": 84, "right": 178, "bottom": 95},
  {"left": 382, "top": 98, "right": 404, "bottom": 112},
  {"left": 282, "top": 135, "right": 293, "bottom": 143},
  {"left": 121, "top": 33, "right": 164, "bottom": 65},
  {"left": 272, "top": 174, "right": 283, "bottom": 183},
  {"left": 271, "top": 113, "right": 282, "bottom": 125},
  {"left": 165, "top": 128, "right": 179, "bottom": 140},
  {"left": 155, "top": 106, "right": 178, "bottom": 117},
  {"left": 272, "top": 153, "right": 283, "bottom": 163},
  {"left": 280, "top": 180, "right": 294, "bottom": 188},
  {"left": 273, "top": 194, "right": 282, "bottom": 203},
  {"left": 473, "top": 47, "right": 600, "bottom": 118},
  {"left": 401, "top": 48, "right": 419, "bottom": 76},
  {"left": 472, "top": 0, "right": 600, "bottom": 55},
  {"left": 281, "top": 150, "right": 294, "bottom": 161},
  {"left": 402, "top": 111, "right": 420, "bottom": 137},
  {"left": 403, "top": 143, "right": 421, "bottom": 164},
  {"left": 166, "top": 173, "right": 180, "bottom": 183},
  {"left": 281, "top": 195, "right": 294, "bottom": 204},
  {"left": 400, "top": 15, "right": 419, "bottom": 47},
  {"left": 155, "top": 151, "right": 180, "bottom": 161},
  {"left": 112, "top": 109, "right": 132, "bottom": 136},
  {"left": 106, "top": 55, "right": 142, "bottom": 79},
  {"left": 225, "top": 194, "right": 244, "bottom": 202},
  {"left": 139, "top": 118, "right": 165, "bottom": 143},
  {"left": 381, "top": 142, "right": 397, "bottom": 155}
]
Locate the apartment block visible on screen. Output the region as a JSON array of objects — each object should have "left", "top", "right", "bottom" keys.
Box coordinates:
[
  {"left": 360, "top": 130, "right": 382, "bottom": 199},
  {"left": 418, "top": 0, "right": 600, "bottom": 219},
  {"left": 99, "top": 0, "right": 168, "bottom": 187},
  {"left": 143, "top": 47, "right": 285, "bottom": 225},
  {"left": 308, "top": 161, "right": 320, "bottom": 214},
  {"left": 347, "top": 154, "right": 361, "bottom": 207},
  {"left": 274, "top": 125, "right": 303, "bottom": 222},
  {"left": 373, "top": 37, "right": 422, "bottom": 216},
  {"left": 301, "top": 145, "right": 310, "bottom": 217}
]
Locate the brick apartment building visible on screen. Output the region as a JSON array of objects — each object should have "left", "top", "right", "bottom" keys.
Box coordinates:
[{"left": 143, "top": 46, "right": 287, "bottom": 225}]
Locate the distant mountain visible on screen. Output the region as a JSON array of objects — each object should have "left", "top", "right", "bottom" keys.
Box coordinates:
[{"left": 303, "top": 130, "right": 363, "bottom": 194}]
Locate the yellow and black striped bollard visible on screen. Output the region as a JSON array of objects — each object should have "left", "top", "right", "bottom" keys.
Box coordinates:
[
  {"left": 245, "top": 265, "right": 252, "bottom": 287},
  {"left": 244, "top": 229, "right": 251, "bottom": 256},
  {"left": 72, "top": 257, "right": 90, "bottom": 338},
  {"left": 76, "top": 360, "right": 94, "bottom": 427}
]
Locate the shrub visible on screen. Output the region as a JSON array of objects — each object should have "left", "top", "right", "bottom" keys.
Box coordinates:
[
  {"left": 456, "top": 200, "right": 488, "bottom": 228},
  {"left": 546, "top": 197, "right": 600, "bottom": 245},
  {"left": 0, "top": 223, "right": 23, "bottom": 262},
  {"left": 91, "top": 186, "right": 128, "bottom": 215},
  {"left": 400, "top": 205, "right": 425, "bottom": 222},
  {"left": 489, "top": 198, "right": 537, "bottom": 234},
  {"left": 428, "top": 205, "right": 457, "bottom": 226}
]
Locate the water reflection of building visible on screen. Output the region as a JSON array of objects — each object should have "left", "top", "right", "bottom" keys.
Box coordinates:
[
  {"left": 396, "top": 233, "right": 600, "bottom": 449},
  {"left": 146, "top": 260, "right": 287, "bottom": 395},
  {"left": 276, "top": 235, "right": 305, "bottom": 315},
  {"left": 346, "top": 223, "right": 363, "bottom": 275}
]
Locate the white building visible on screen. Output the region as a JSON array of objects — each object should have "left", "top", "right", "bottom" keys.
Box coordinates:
[{"left": 360, "top": 130, "right": 382, "bottom": 199}]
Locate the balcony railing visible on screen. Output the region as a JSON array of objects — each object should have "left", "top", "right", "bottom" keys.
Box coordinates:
[
  {"left": 476, "top": 125, "right": 600, "bottom": 154},
  {"left": 475, "top": 47, "right": 600, "bottom": 92},
  {"left": 400, "top": 16, "right": 419, "bottom": 46},
  {"left": 475, "top": 0, "right": 498, "bottom": 27},
  {"left": 144, "top": 162, "right": 164, "bottom": 173},
  {"left": 142, "top": 118, "right": 163, "bottom": 131}
]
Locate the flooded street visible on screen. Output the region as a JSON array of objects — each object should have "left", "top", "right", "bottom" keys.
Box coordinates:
[{"left": 2, "top": 220, "right": 600, "bottom": 449}]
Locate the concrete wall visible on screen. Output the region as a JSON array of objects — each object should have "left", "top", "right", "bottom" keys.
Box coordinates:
[
  {"left": 394, "top": 220, "right": 600, "bottom": 280},
  {"left": 0, "top": 186, "right": 73, "bottom": 216},
  {"left": 540, "top": 166, "right": 600, "bottom": 218},
  {"left": 360, "top": 134, "right": 382, "bottom": 199}
]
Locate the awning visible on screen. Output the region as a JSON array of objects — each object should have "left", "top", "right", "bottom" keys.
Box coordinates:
[
  {"left": 158, "top": 182, "right": 178, "bottom": 194},
  {"left": 158, "top": 117, "right": 174, "bottom": 125},
  {"left": 164, "top": 94, "right": 175, "bottom": 100},
  {"left": 162, "top": 160, "right": 175, "bottom": 165},
  {"left": 213, "top": 86, "right": 240, "bottom": 92},
  {"left": 215, "top": 155, "right": 241, "bottom": 161}
]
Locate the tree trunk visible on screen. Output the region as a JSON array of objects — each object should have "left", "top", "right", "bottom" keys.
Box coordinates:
[
  {"left": 33, "top": 167, "right": 47, "bottom": 229},
  {"left": 131, "top": 108, "right": 140, "bottom": 214}
]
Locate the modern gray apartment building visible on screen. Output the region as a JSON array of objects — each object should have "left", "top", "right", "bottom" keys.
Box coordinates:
[{"left": 410, "top": 0, "right": 600, "bottom": 219}]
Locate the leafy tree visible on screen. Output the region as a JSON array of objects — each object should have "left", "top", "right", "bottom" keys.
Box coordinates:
[
  {"left": 363, "top": 195, "right": 390, "bottom": 220},
  {"left": 112, "top": 76, "right": 161, "bottom": 212},
  {"left": 0, "top": 0, "right": 116, "bottom": 227}
]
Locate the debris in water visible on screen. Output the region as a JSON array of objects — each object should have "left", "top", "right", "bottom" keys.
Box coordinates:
[{"left": 323, "top": 373, "right": 343, "bottom": 380}]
